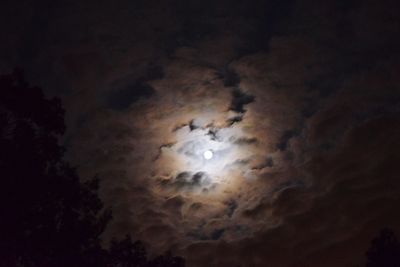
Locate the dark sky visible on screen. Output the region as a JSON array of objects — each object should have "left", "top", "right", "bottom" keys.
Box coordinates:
[{"left": 1, "top": 0, "right": 400, "bottom": 266}]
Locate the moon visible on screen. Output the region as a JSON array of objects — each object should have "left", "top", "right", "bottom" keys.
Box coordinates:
[{"left": 203, "top": 150, "right": 213, "bottom": 160}]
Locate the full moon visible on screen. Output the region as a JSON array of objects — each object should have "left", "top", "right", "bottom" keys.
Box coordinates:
[{"left": 203, "top": 150, "right": 213, "bottom": 160}]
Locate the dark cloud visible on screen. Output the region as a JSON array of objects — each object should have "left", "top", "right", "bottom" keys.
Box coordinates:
[
  {"left": 106, "top": 65, "right": 163, "bottom": 110},
  {"left": 277, "top": 129, "right": 298, "bottom": 150},
  {"left": 187, "top": 226, "right": 225, "bottom": 241},
  {"left": 242, "top": 201, "right": 272, "bottom": 220},
  {"left": 173, "top": 120, "right": 201, "bottom": 132},
  {"left": 210, "top": 229, "right": 225, "bottom": 240},
  {"left": 233, "top": 137, "right": 258, "bottom": 146},
  {"left": 225, "top": 199, "right": 238, "bottom": 218},
  {"left": 175, "top": 172, "right": 192, "bottom": 184},
  {"left": 229, "top": 88, "right": 255, "bottom": 113},
  {"left": 141, "top": 65, "right": 164, "bottom": 81},
  {"left": 206, "top": 128, "right": 220, "bottom": 141},
  {"left": 188, "top": 120, "right": 199, "bottom": 131},
  {"left": 251, "top": 157, "right": 274, "bottom": 170},
  {"left": 154, "top": 142, "right": 176, "bottom": 160},
  {"left": 163, "top": 195, "right": 184, "bottom": 217},
  {"left": 107, "top": 82, "right": 155, "bottom": 110},
  {"left": 165, "top": 171, "right": 213, "bottom": 192},
  {"left": 226, "top": 114, "right": 243, "bottom": 126},
  {"left": 218, "top": 67, "right": 240, "bottom": 87}
]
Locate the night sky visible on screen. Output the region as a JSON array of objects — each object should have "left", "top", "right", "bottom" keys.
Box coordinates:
[{"left": 1, "top": 0, "right": 400, "bottom": 266}]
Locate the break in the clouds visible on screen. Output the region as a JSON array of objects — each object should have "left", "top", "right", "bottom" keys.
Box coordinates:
[{"left": 1, "top": 0, "right": 400, "bottom": 266}]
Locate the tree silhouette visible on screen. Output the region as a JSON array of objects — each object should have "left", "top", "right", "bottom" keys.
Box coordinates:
[
  {"left": 107, "top": 235, "right": 148, "bottom": 267},
  {"left": 366, "top": 228, "right": 400, "bottom": 267},
  {"left": 104, "top": 235, "right": 183, "bottom": 267},
  {"left": 0, "top": 69, "right": 184, "bottom": 267},
  {"left": 0, "top": 69, "right": 111, "bottom": 266},
  {"left": 148, "top": 251, "right": 186, "bottom": 267}
]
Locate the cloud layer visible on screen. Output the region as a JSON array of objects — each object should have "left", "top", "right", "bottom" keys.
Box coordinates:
[{"left": 1, "top": 0, "right": 400, "bottom": 266}]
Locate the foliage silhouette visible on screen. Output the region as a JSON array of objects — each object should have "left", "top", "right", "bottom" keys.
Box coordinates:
[
  {"left": 366, "top": 228, "right": 400, "bottom": 267},
  {"left": 0, "top": 69, "right": 184, "bottom": 267}
]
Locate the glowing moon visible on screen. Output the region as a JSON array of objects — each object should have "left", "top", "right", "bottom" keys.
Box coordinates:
[{"left": 203, "top": 150, "right": 213, "bottom": 160}]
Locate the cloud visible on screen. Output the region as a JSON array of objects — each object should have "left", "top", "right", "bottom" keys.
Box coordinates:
[
  {"left": 106, "top": 82, "right": 155, "bottom": 111},
  {"left": 162, "top": 171, "right": 213, "bottom": 193},
  {"left": 217, "top": 68, "right": 241, "bottom": 87},
  {"left": 3, "top": 0, "right": 400, "bottom": 266},
  {"left": 229, "top": 88, "right": 255, "bottom": 113},
  {"left": 233, "top": 137, "right": 258, "bottom": 146}
]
